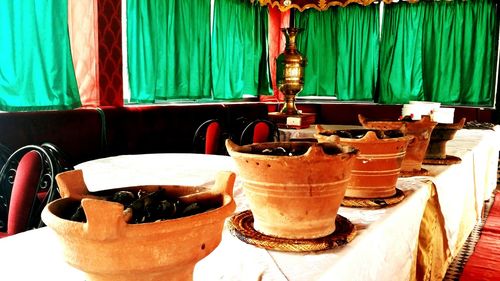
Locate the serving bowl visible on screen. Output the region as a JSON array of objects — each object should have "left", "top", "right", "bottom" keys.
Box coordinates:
[
  {"left": 425, "top": 118, "right": 466, "bottom": 159},
  {"left": 42, "top": 169, "right": 236, "bottom": 281},
  {"left": 226, "top": 139, "right": 358, "bottom": 239},
  {"left": 315, "top": 127, "right": 412, "bottom": 198},
  {"left": 358, "top": 114, "right": 437, "bottom": 175}
]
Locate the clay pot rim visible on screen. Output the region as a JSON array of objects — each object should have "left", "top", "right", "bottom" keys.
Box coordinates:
[
  {"left": 358, "top": 114, "right": 438, "bottom": 127},
  {"left": 42, "top": 173, "right": 237, "bottom": 238},
  {"left": 225, "top": 139, "right": 358, "bottom": 160},
  {"left": 435, "top": 117, "right": 466, "bottom": 129},
  {"left": 314, "top": 129, "right": 412, "bottom": 143},
  {"left": 44, "top": 170, "right": 237, "bottom": 231},
  {"left": 42, "top": 193, "right": 235, "bottom": 237},
  {"left": 358, "top": 115, "right": 438, "bottom": 138},
  {"left": 42, "top": 190, "right": 234, "bottom": 223},
  {"left": 315, "top": 133, "right": 413, "bottom": 145}
]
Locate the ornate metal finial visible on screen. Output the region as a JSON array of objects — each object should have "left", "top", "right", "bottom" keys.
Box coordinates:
[
  {"left": 276, "top": 28, "right": 307, "bottom": 115},
  {"left": 319, "top": 0, "right": 327, "bottom": 9}
]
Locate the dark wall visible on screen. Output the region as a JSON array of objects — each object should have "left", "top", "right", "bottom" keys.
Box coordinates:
[
  {"left": 268, "top": 102, "right": 498, "bottom": 125},
  {"left": 0, "top": 103, "right": 269, "bottom": 165}
]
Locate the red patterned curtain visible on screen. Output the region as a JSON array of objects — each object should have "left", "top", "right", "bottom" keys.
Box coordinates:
[
  {"left": 260, "top": 6, "right": 290, "bottom": 102},
  {"left": 96, "top": 0, "right": 123, "bottom": 106},
  {"left": 68, "top": 0, "right": 99, "bottom": 107},
  {"left": 68, "top": 0, "right": 123, "bottom": 107}
]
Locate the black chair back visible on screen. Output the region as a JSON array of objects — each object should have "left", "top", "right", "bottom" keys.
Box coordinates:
[
  {"left": 239, "top": 119, "right": 278, "bottom": 145},
  {"left": 0, "top": 143, "right": 73, "bottom": 233}
]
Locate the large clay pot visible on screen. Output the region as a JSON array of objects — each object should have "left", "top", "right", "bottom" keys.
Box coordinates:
[
  {"left": 358, "top": 114, "right": 437, "bottom": 174},
  {"left": 425, "top": 118, "right": 466, "bottom": 159},
  {"left": 41, "top": 170, "right": 236, "bottom": 281},
  {"left": 225, "top": 139, "right": 358, "bottom": 239},
  {"left": 315, "top": 127, "right": 412, "bottom": 198}
]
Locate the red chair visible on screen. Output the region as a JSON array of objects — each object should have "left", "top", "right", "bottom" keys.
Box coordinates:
[
  {"left": 0, "top": 144, "right": 68, "bottom": 237},
  {"left": 239, "top": 119, "right": 278, "bottom": 145},
  {"left": 193, "top": 119, "right": 225, "bottom": 155},
  {"left": 0, "top": 151, "right": 42, "bottom": 237}
]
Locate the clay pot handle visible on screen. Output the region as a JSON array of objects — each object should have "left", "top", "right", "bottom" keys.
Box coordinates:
[
  {"left": 225, "top": 139, "right": 251, "bottom": 154},
  {"left": 315, "top": 124, "right": 330, "bottom": 134},
  {"left": 314, "top": 133, "right": 340, "bottom": 144},
  {"left": 419, "top": 115, "right": 436, "bottom": 125},
  {"left": 399, "top": 123, "right": 408, "bottom": 134},
  {"left": 357, "top": 114, "right": 368, "bottom": 126},
  {"left": 81, "top": 198, "right": 127, "bottom": 241},
  {"left": 313, "top": 134, "right": 332, "bottom": 143},
  {"left": 55, "top": 170, "right": 90, "bottom": 199},
  {"left": 178, "top": 171, "right": 236, "bottom": 205},
  {"left": 405, "top": 135, "right": 415, "bottom": 145},
  {"left": 361, "top": 131, "right": 380, "bottom": 141},
  {"left": 211, "top": 171, "right": 236, "bottom": 197},
  {"left": 225, "top": 139, "right": 237, "bottom": 151},
  {"left": 306, "top": 143, "right": 327, "bottom": 158}
]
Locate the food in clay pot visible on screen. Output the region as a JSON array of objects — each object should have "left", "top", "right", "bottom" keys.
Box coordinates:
[
  {"left": 226, "top": 139, "right": 358, "bottom": 239},
  {"left": 315, "top": 126, "right": 412, "bottom": 199},
  {"left": 64, "top": 187, "right": 223, "bottom": 225},
  {"left": 42, "top": 169, "right": 236, "bottom": 281}
]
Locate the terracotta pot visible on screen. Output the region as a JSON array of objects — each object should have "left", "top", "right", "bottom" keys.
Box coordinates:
[
  {"left": 41, "top": 170, "right": 236, "bottom": 281},
  {"left": 358, "top": 114, "right": 437, "bottom": 173},
  {"left": 225, "top": 139, "right": 358, "bottom": 239},
  {"left": 425, "top": 118, "right": 466, "bottom": 159},
  {"left": 315, "top": 127, "right": 412, "bottom": 198}
]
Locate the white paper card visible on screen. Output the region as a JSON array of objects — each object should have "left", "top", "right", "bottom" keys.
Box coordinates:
[{"left": 286, "top": 117, "right": 301, "bottom": 126}]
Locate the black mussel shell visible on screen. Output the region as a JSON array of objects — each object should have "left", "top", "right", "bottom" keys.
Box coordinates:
[
  {"left": 65, "top": 187, "right": 223, "bottom": 224},
  {"left": 109, "top": 191, "right": 136, "bottom": 207}
]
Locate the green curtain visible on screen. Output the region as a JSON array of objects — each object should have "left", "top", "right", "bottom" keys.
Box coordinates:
[
  {"left": 295, "top": 4, "right": 379, "bottom": 100},
  {"left": 296, "top": 10, "right": 337, "bottom": 97},
  {"left": 380, "top": 0, "right": 498, "bottom": 105},
  {"left": 379, "top": 3, "right": 425, "bottom": 104},
  {"left": 127, "top": 0, "right": 211, "bottom": 102},
  {"left": 212, "top": 0, "right": 271, "bottom": 99},
  {"left": 0, "top": 1, "right": 80, "bottom": 111}
]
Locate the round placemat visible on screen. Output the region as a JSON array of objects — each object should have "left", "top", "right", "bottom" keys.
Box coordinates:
[
  {"left": 227, "top": 210, "right": 356, "bottom": 252},
  {"left": 400, "top": 168, "right": 429, "bottom": 177},
  {"left": 341, "top": 188, "right": 405, "bottom": 208},
  {"left": 423, "top": 155, "right": 462, "bottom": 165}
]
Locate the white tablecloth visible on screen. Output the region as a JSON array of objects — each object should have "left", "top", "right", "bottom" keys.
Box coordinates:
[
  {"left": 0, "top": 126, "right": 498, "bottom": 281},
  {"left": 0, "top": 154, "right": 430, "bottom": 281},
  {"left": 423, "top": 128, "right": 500, "bottom": 256},
  {"left": 281, "top": 125, "right": 500, "bottom": 259}
]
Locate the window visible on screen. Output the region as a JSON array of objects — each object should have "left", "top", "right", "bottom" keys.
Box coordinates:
[{"left": 124, "top": 0, "right": 271, "bottom": 103}]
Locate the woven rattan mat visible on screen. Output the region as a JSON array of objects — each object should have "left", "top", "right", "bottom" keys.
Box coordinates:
[
  {"left": 400, "top": 168, "right": 429, "bottom": 177},
  {"left": 227, "top": 210, "right": 356, "bottom": 252},
  {"left": 423, "top": 155, "right": 462, "bottom": 165},
  {"left": 342, "top": 188, "right": 405, "bottom": 208}
]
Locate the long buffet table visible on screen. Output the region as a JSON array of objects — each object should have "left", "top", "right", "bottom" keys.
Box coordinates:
[{"left": 0, "top": 127, "right": 498, "bottom": 281}]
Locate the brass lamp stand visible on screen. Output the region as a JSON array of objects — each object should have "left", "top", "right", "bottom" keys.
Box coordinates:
[
  {"left": 276, "top": 27, "right": 305, "bottom": 115},
  {"left": 268, "top": 11, "right": 316, "bottom": 129}
]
